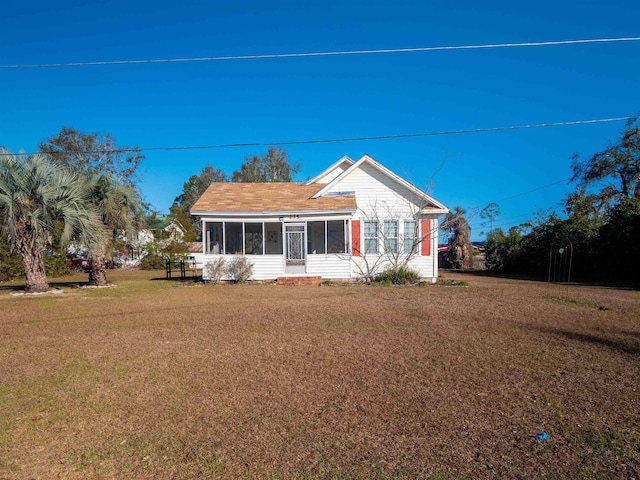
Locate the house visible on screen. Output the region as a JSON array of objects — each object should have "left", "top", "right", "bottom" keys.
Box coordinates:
[
  {"left": 191, "top": 155, "right": 449, "bottom": 282},
  {"left": 114, "top": 219, "right": 198, "bottom": 267}
]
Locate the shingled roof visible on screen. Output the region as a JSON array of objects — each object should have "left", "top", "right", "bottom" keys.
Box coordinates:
[{"left": 190, "top": 182, "right": 356, "bottom": 213}]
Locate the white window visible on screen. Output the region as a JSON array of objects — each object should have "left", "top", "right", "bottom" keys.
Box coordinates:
[
  {"left": 403, "top": 220, "right": 417, "bottom": 254},
  {"left": 383, "top": 220, "right": 398, "bottom": 254},
  {"left": 364, "top": 221, "right": 379, "bottom": 254}
]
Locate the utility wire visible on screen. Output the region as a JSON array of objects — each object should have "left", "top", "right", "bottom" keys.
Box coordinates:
[
  {"left": 2, "top": 36, "right": 639, "bottom": 69},
  {"left": 465, "top": 179, "right": 570, "bottom": 215},
  {"left": 492, "top": 178, "right": 570, "bottom": 204},
  {"left": 4, "top": 116, "right": 630, "bottom": 157}
]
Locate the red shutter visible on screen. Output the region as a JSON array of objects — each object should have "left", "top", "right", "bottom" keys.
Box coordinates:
[
  {"left": 351, "top": 220, "right": 361, "bottom": 256},
  {"left": 421, "top": 219, "right": 431, "bottom": 256}
]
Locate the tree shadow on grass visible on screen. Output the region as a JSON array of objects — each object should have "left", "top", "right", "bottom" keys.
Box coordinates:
[
  {"left": 0, "top": 280, "right": 91, "bottom": 292},
  {"left": 526, "top": 324, "right": 640, "bottom": 356},
  {"left": 443, "top": 269, "right": 640, "bottom": 291},
  {"left": 149, "top": 276, "right": 203, "bottom": 283}
]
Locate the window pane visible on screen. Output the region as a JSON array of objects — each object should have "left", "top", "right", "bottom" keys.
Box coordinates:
[
  {"left": 308, "top": 221, "right": 325, "bottom": 254},
  {"left": 383, "top": 220, "right": 398, "bottom": 237},
  {"left": 365, "top": 238, "right": 378, "bottom": 254},
  {"left": 403, "top": 220, "right": 417, "bottom": 254},
  {"left": 225, "top": 222, "right": 243, "bottom": 254},
  {"left": 364, "top": 221, "right": 378, "bottom": 237},
  {"left": 383, "top": 220, "right": 398, "bottom": 254},
  {"left": 265, "top": 222, "right": 282, "bottom": 254},
  {"left": 244, "top": 223, "right": 263, "bottom": 255},
  {"left": 327, "top": 220, "right": 346, "bottom": 253},
  {"left": 384, "top": 238, "right": 398, "bottom": 253},
  {"left": 364, "top": 221, "right": 378, "bottom": 254}
]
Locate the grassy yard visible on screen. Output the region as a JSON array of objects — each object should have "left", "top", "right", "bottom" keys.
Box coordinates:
[{"left": 0, "top": 270, "right": 638, "bottom": 479}]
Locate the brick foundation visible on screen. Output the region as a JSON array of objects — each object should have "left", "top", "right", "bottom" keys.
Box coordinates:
[{"left": 277, "top": 276, "right": 322, "bottom": 286}]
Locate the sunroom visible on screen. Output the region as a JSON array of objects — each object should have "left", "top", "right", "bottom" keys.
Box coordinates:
[{"left": 192, "top": 182, "right": 357, "bottom": 280}]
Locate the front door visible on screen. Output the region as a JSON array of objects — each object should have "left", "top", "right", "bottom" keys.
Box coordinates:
[{"left": 285, "top": 224, "right": 306, "bottom": 274}]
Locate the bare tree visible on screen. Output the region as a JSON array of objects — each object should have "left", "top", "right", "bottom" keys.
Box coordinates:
[
  {"left": 232, "top": 147, "right": 300, "bottom": 182},
  {"left": 480, "top": 202, "right": 500, "bottom": 234},
  {"left": 353, "top": 191, "right": 438, "bottom": 282}
]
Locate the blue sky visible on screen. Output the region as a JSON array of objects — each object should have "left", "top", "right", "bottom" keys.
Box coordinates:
[{"left": 1, "top": 0, "right": 638, "bottom": 240}]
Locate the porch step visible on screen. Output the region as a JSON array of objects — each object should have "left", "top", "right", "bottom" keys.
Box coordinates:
[{"left": 277, "top": 275, "right": 322, "bottom": 286}]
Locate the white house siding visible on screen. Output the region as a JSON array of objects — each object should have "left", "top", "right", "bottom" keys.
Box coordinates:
[
  {"left": 314, "top": 164, "right": 350, "bottom": 184},
  {"left": 407, "top": 255, "right": 436, "bottom": 282},
  {"left": 351, "top": 255, "right": 436, "bottom": 282},
  {"left": 201, "top": 254, "right": 285, "bottom": 281},
  {"left": 329, "top": 163, "right": 441, "bottom": 282},
  {"left": 322, "top": 162, "right": 426, "bottom": 218},
  {"left": 306, "top": 254, "right": 351, "bottom": 279},
  {"left": 201, "top": 253, "right": 351, "bottom": 281}
]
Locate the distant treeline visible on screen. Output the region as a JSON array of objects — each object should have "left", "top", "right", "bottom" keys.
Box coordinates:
[{"left": 485, "top": 197, "right": 640, "bottom": 281}]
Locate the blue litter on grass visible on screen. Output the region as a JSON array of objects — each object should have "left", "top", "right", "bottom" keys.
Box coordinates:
[{"left": 537, "top": 432, "right": 549, "bottom": 441}]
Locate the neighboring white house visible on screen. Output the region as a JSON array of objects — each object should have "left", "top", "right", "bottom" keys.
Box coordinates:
[
  {"left": 191, "top": 155, "right": 449, "bottom": 282},
  {"left": 114, "top": 220, "right": 194, "bottom": 266}
]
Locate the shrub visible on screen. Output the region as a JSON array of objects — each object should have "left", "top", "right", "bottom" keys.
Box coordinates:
[
  {"left": 141, "top": 253, "right": 166, "bottom": 270},
  {"left": 44, "top": 250, "right": 70, "bottom": 277},
  {"left": 204, "top": 258, "right": 227, "bottom": 284},
  {"left": 227, "top": 256, "right": 253, "bottom": 283},
  {"left": 0, "top": 235, "right": 24, "bottom": 281},
  {"left": 436, "top": 277, "right": 469, "bottom": 287},
  {"left": 374, "top": 267, "right": 420, "bottom": 285}
]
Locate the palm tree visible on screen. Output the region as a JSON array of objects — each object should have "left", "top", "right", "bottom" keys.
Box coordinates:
[
  {"left": 0, "top": 149, "right": 102, "bottom": 293},
  {"left": 85, "top": 173, "right": 144, "bottom": 286},
  {"left": 442, "top": 206, "right": 473, "bottom": 269}
]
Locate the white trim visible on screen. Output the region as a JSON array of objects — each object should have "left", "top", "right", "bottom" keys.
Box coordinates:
[
  {"left": 191, "top": 208, "right": 356, "bottom": 217},
  {"left": 311, "top": 154, "right": 449, "bottom": 213},
  {"left": 305, "top": 155, "right": 354, "bottom": 185}
]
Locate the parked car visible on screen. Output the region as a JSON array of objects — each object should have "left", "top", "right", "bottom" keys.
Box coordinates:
[{"left": 68, "top": 255, "right": 90, "bottom": 272}]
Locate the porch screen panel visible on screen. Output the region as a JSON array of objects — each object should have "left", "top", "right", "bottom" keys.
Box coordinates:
[
  {"left": 225, "top": 222, "right": 243, "bottom": 254},
  {"left": 265, "top": 222, "right": 283, "bottom": 254},
  {"left": 205, "top": 222, "right": 223, "bottom": 254},
  {"left": 307, "top": 221, "right": 326, "bottom": 254},
  {"left": 327, "top": 220, "right": 347, "bottom": 253},
  {"left": 244, "top": 223, "right": 263, "bottom": 255}
]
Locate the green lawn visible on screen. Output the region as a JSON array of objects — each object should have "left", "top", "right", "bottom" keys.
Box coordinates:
[{"left": 1, "top": 270, "right": 639, "bottom": 479}]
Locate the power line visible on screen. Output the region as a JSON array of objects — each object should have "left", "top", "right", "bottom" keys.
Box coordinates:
[
  {"left": 2, "top": 36, "right": 639, "bottom": 69},
  {"left": 493, "top": 178, "right": 570, "bottom": 204},
  {"left": 460, "top": 179, "right": 572, "bottom": 224},
  {"left": 4, "top": 116, "right": 631, "bottom": 157}
]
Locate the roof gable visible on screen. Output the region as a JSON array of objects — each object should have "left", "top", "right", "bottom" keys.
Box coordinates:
[
  {"left": 312, "top": 155, "right": 448, "bottom": 213},
  {"left": 305, "top": 155, "right": 354, "bottom": 185}
]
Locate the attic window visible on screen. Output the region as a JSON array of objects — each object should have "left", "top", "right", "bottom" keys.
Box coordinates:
[{"left": 323, "top": 191, "right": 355, "bottom": 197}]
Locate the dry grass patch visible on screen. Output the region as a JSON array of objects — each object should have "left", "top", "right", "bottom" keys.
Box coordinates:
[{"left": 0, "top": 270, "right": 639, "bottom": 479}]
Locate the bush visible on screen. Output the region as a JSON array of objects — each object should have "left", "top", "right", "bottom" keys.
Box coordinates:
[
  {"left": 141, "top": 253, "right": 166, "bottom": 270},
  {"left": 204, "top": 258, "right": 227, "bottom": 284},
  {"left": 44, "top": 250, "right": 70, "bottom": 277},
  {"left": 0, "top": 235, "right": 24, "bottom": 281},
  {"left": 227, "top": 256, "right": 253, "bottom": 283},
  {"left": 374, "top": 267, "right": 420, "bottom": 285}
]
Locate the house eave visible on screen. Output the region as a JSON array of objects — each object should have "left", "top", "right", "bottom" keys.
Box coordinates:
[
  {"left": 191, "top": 208, "right": 357, "bottom": 217},
  {"left": 421, "top": 208, "right": 450, "bottom": 215}
]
